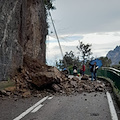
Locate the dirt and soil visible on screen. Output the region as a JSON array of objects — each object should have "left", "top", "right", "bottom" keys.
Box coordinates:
[{"left": 0, "top": 56, "right": 112, "bottom": 98}]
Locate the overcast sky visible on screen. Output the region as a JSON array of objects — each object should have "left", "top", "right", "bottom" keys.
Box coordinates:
[{"left": 46, "top": 0, "right": 120, "bottom": 66}]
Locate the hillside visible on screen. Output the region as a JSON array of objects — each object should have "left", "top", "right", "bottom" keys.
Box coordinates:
[{"left": 106, "top": 46, "right": 120, "bottom": 65}]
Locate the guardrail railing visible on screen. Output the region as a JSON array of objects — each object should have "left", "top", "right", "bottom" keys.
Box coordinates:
[
  {"left": 70, "top": 67, "right": 120, "bottom": 90},
  {"left": 102, "top": 67, "right": 120, "bottom": 76},
  {"left": 92, "top": 67, "right": 120, "bottom": 90}
]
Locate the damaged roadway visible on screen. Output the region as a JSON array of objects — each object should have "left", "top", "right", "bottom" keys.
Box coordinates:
[
  {"left": 0, "top": 56, "right": 120, "bottom": 120},
  {"left": 0, "top": 56, "right": 112, "bottom": 98}
]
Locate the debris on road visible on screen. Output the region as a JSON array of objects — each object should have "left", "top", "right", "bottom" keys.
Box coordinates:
[{"left": 0, "top": 56, "right": 112, "bottom": 98}]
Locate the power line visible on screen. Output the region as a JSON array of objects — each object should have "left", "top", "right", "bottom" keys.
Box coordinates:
[
  {"left": 47, "top": 34, "right": 69, "bottom": 43},
  {"left": 48, "top": 11, "right": 63, "bottom": 57},
  {"left": 47, "top": 9, "right": 68, "bottom": 68}
]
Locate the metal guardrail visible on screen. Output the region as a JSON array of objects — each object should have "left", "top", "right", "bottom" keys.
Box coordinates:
[
  {"left": 70, "top": 67, "right": 120, "bottom": 90},
  {"left": 102, "top": 67, "right": 120, "bottom": 76},
  {"left": 101, "top": 67, "right": 120, "bottom": 89},
  {"left": 85, "top": 67, "right": 120, "bottom": 108},
  {"left": 85, "top": 67, "right": 120, "bottom": 90}
]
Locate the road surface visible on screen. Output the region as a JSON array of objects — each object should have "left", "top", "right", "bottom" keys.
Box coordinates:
[{"left": 0, "top": 92, "right": 119, "bottom": 120}]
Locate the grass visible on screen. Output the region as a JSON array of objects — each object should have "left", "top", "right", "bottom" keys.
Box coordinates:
[{"left": 0, "top": 80, "right": 15, "bottom": 90}]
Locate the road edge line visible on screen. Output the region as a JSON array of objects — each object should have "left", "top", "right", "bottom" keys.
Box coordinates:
[{"left": 106, "top": 91, "right": 118, "bottom": 120}]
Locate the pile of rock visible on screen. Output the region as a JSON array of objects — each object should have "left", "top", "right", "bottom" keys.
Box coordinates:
[
  {"left": 51, "top": 75, "right": 111, "bottom": 95},
  {"left": 0, "top": 56, "right": 112, "bottom": 98}
]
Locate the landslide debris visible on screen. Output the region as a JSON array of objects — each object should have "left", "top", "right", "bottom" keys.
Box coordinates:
[{"left": 0, "top": 56, "right": 112, "bottom": 98}]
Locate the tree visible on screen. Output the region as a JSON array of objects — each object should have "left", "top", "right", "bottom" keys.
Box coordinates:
[
  {"left": 77, "top": 41, "right": 92, "bottom": 63},
  {"left": 56, "top": 51, "right": 82, "bottom": 70},
  {"left": 99, "top": 57, "right": 111, "bottom": 67}
]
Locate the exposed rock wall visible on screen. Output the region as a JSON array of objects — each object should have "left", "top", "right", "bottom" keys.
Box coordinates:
[
  {"left": 0, "top": 0, "right": 48, "bottom": 80},
  {"left": 107, "top": 46, "right": 120, "bottom": 65}
]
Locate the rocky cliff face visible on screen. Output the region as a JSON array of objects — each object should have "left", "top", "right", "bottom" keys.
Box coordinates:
[
  {"left": 106, "top": 46, "right": 120, "bottom": 65},
  {"left": 0, "top": 0, "right": 48, "bottom": 80}
]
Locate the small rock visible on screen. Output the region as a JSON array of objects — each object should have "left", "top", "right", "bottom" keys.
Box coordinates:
[
  {"left": 5, "top": 86, "right": 16, "bottom": 92},
  {"left": 52, "top": 84, "right": 61, "bottom": 92},
  {"left": 22, "top": 91, "right": 31, "bottom": 98},
  {"left": 70, "top": 81, "right": 77, "bottom": 88},
  {"left": 0, "top": 90, "right": 9, "bottom": 96}
]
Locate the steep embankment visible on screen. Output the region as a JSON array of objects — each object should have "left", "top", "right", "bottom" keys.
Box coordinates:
[{"left": 0, "top": 0, "right": 47, "bottom": 80}]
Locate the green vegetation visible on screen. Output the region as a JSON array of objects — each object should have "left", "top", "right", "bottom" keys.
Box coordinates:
[
  {"left": 77, "top": 41, "right": 92, "bottom": 63},
  {"left": 99, "top": 56, "right": 111, "bottom": 67},
  {"left": 56, "top": 51, "right": 82, "bottom": 70},
  {"left": 44, "top": 0, "right": 55, "bottom": 10},
  {"left": 56, "top": 41, "right": 92, "bottom": 72},
  {"left": 0, "top": 80, "right": 15, "bottom": 90},
  {"left": 56, "top": 40, "right": 114, "bottom": 74}
]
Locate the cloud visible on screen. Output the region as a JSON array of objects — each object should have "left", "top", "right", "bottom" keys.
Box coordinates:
[
  {"left": 113, "top": 32, "right": 120, "bottom": 36},
  {"left": 47, "top": 0, "right": 120, "bottom": 65},
  {"left": 49, "top": 0, "right": 120, "bottom": 34},
  {"left": 46, "top": 32, "right": 120, "bottom": 65}
]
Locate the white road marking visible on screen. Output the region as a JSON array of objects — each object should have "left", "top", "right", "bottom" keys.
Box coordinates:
[
  {"left": 106, "top": 92, "right": 118, "bottom": 120},
  {"left": 48, "top": 96, "right": 53, "bottom": 100},
  {"left": 31, "top": 104, "right": 43, "bottom": 113},
  {"left": 13, "top": 96, "right": 48, "bottom": 120},
  {"left": 31, "top": 96, "right": 53, "bottom": 113}
]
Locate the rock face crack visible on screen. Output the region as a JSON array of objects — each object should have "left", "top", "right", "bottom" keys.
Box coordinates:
[{"left": 1, "top": 0, "right": 19, "bottom": 46}]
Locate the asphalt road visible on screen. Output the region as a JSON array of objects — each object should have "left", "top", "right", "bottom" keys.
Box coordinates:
[{"left": 0, "top": 92, "right": 119, "bottom": 120}]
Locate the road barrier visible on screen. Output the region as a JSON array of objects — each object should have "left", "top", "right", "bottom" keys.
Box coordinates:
[
  {"left": 85, "top": 67, "right": 120, "bottom": 108},
  {"left": 85, "top": 67, "right": 120, "bottom": 89}
]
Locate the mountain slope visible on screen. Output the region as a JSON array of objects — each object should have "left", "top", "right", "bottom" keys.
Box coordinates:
[{"left": 106, "top": 46, "right": 120, "bottom": 65}]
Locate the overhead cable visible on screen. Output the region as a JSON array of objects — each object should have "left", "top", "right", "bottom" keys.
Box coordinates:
[{"left": 47, "top": 8, "right": 68, "bottom": 68}]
